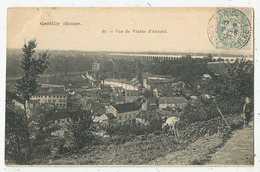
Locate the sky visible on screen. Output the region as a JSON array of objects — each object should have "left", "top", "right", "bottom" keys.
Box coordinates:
[{"left": 7, "top": 8, "right": 253, "bottom": 55}]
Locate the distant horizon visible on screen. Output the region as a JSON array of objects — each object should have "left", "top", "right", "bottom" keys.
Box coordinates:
[{"left": 6, "top": 48, "right": 254, "bottom": 58}]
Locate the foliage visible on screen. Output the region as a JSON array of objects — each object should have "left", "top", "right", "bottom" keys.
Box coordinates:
[
  {"left": 103, "top": 117, "right": 162, "bottom": 145},
  {"left": 30, "top": 105, "right": 62, "bottom": 146},
  {"left": 143, "top": 56, "right": 209, "bottom": 83},
  {"left": 15, "top": 40, "right": 50, "bottom": 102},
  {"left": 182, "top": 96, "right": 218, "bottom": 123},
  {"left": 5, "top": 106, "right": 28, "bottom": 164},
  {"left": 183, "top": 58, "right": 253, "bottom": 123},
  {"left": 8, "top": 50, "right": 211, "bottom": 85},
  {"left": 201, "top": 59, "right": 253, "bottom": 114},
  {"left": 177, "top": 114, "right": 243, "bottom": 142},
  {"left": 6, "top": 39, "right": 50, "bottom": 164},
  {"left": 67, "top": 111, "right": 96, "bottom": 150},
  {"left": 5, "top": 103, "right": 59, "bottom": 164},
  {"left": 142, "top": 89, "right": 153, "bottom": 99}
]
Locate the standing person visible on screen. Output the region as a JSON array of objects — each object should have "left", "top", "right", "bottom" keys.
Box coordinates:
[{"left": 242, "top": 97, "right": 252, "bottom": 127}]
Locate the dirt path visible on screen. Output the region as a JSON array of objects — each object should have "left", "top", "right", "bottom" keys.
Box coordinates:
[
  {"left": 149, "top": 133, "right": 225, "bottom": 165},
  {"left": 149, "top": 122, "right": 254, "bottom": 165},
  {"left": 207, "top": 122, "right": 254, "bottom": 165}
]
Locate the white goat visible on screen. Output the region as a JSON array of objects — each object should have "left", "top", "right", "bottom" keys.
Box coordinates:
[{"left": 162, "top": 116, "right": 180, "bottom": 139}]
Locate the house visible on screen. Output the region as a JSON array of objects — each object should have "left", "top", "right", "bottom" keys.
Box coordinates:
[
  {"left": 41, "top": 84, "right": 65, "bottom": 90},
  {"left": 143, "top": 75, "right": 174, "bottom": 90},
  {"left": 111, "top": 88, "right": 140, "bottom": 104},
  {"left": 156, "top": 109, "right": 183, "bottom": 122},
  {"left": 72, "top": 92, "right": 98, "bottom": 110},
  {"left": 106, "top": 101, "right": 142, "bottom": 124},
  {"left": 158, "top": 97, "right": 188, "bottom": 110},
  {"left": 93, "top": 113, "right": 116, "bottom": 124},
  {"left": 92, "top": 61, "right": 100, "bottom": 71},
  {"left": 113, "top": 96, "right": 126, "bottom": 104},
  {"left": 143, "top": 78, "right": 167, "bottom": 90},
  {"left": 86, "top": 70, "right": 101, "bottom": 87},
  {"left": 125, "top": 90, "right": 139, "bottom": 97},
  {"left": 152, "top": 81, "right": 186, "bottom": 97},
  {"left": 111, "top": 86, "right": 124, "bottom": 97},
  {"left": 27, "top": 100, "right": 40, "bottom": 110},
  {"left": 46, "top": 111, "right": 72, "bottom": 137},
  {"left": 75, "top": 96, "right": 105, "bottom": 115},
  {"left": 135, "top": 111, "right": 161, "bottom": 126},
  {"left": 12, "top": 99, "right": 41, "bottom": 117},
  {"left": 125, "top": 90, "right": 140, "bottom": 103},
  {"left": 48, "top": 111, "right": 71, "bottom": 125},
  {"left": 135, "top": 97, "right": 148, "bottom": 111},
  {"left": 104, "top": 78, "right": 140, "bottom": 91},
  {"left": 125, "top": 96, "right": 139, "bottom": 103},
  {"left": 31, "top": 84, "right": 69, "bottom": 109},
  {"left": 157, "top": 109, "right": 182, "bottom": 118},
  {"left": 143, "top": 76, "right": 186, "bottom": 97},
  {"left": 47, "top": 110, "right": 89, "bottom": 137},
  {"left": 148, "top": 97, "right": 157, "bottom": 111}
]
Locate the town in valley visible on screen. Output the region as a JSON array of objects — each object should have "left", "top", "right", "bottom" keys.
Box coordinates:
[{"left": 5, "top": 46, "right": 254, "bottom": 165}]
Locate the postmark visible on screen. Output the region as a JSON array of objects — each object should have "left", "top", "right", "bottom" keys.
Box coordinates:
[{"left": 208, "top": 8, "right": 251, "bottom": 49}]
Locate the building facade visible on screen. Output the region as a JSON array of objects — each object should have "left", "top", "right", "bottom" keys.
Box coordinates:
[
  {"left": 106, "top": 102, "right": 141, "bottom": 124},
  {"left": 92, "top": 61, "right": 100, "bottom": 71},
  {"left": 158, "top": 97, "right": 188, "bottom": 110},
  {"left": 31, "top": 84, "right": 68, "bottom": 109}
]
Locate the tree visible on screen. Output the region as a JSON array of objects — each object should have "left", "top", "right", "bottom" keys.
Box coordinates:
[
  {"left": 29, "top": 105, "right": 62, "bottom": 157},
  {"left": 5, "top": 106, "right": 28, "bottom": 164},
  {"left": 15, "top": 39, "right": 50, "bottom": 161},
  {"left": 207, "top": 54, "right": 213, "bottom": 58},
  {"left": 101, "top": 118, "right": 118, "bottom": 137},
  {"left": 142, "top": 89, "right": 153, "bottom": 99},
  {"left": 183, "top": 58, "right": 253, "bottom": 123},
  {"left": 67, "top": 111, "right": 96, "bottom": 150},
  {"left": 203, "top": 58, "right": 253, "bottom": 114},
  {"left": 182, "top": 96, "right": 218, "bottom": 123},
  {"left": 203, "top": 54, "right": 213, "bottom": 62},
  {"left": 137, "top": 71, "right": 143, "bottom": 85}
]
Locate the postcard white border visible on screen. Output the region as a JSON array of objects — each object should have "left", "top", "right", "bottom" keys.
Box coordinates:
[{"left": 0, "top": 0, "right": 259, "bottom": 172}]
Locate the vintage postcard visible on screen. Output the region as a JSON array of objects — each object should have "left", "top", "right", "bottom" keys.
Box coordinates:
[{"left": 5, "top": 8, "right": 254, "bottom": 166}]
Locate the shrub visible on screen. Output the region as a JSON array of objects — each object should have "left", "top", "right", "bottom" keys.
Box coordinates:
[{"left": 177, "top": 114, "right": 243, "bottom": 142}]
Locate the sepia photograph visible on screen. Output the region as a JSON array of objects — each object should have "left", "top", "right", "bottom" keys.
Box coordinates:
[{"left": 5, "top": 8, "right": 254, "bottom": 166}]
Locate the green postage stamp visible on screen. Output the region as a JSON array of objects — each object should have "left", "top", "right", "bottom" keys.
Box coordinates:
[{"left": 208, "top": 8, "right": 253, "bottom": 50}]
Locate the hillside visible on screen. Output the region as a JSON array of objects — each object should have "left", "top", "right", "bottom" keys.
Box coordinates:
[{"left": 30, "top": 114, "right": 247, "bottom": 165}]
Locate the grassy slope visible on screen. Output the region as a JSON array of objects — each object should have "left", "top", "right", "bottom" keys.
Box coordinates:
[
  {"left": 38, "top": 134, "right": 188, "bottom": 165},
  {"left": 35, "top": 132, "right": 228, "bottom": 165},
  {"left": 33, "top": 115, "right": 243, "bottom": 165},
  {"left": 149, "top": 132, "right": 229, "bottom": 165}
]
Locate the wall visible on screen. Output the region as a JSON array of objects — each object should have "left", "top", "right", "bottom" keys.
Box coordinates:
[
  {"left": 159, "top": 103, "right": 187, "bottom": 110},
  {"left": 31, "top": 94, "right": 68, "bottom": 109},
  {"left": 117, "top": 110, "right": 139, "bottom": 124},
  {"left": 104, "top": 80, "right": 139, "bottom": 91},
  {"left": 105, "top": 105, "right": 118, "bottom": 117}
]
